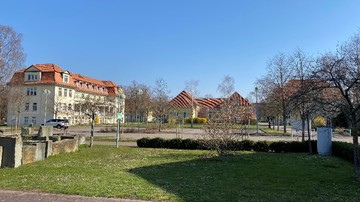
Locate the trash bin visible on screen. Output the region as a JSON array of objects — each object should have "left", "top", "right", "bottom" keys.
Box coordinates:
[{"left": 317, "top": 127, "right": 332, "bottom": 155}]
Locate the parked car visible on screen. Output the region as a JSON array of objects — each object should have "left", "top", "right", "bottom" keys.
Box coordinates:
[{"left": 44, "top": 119, "right": 69, "bottom": 129}]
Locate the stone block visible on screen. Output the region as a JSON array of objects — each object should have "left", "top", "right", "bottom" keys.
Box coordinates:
[
  {"left": 0, "top": 135, "right": 23, "bottom": 168},
  {"left": 45, "top": 140, "right": 53, "bottom": 158},
  {"left": 0, "top": 146, "right": 2, "bottom": 167},
  {"left": 52, "top": 139, "right": 78, "bottom": 156},
  {"left": 77, "top": 134, "right": 86, "bottom": 145},
  {"left": 37, "top": 126, "right": 53, "bottom": 140},
  {"left": 22, "top": 144, "right": 36, "bottom": 165},
  {"left": 20, "top": 127, "right": 32, "bottom": 136},
  {"left": 22, "top": 142, "right": 47, "bottom": 165}
]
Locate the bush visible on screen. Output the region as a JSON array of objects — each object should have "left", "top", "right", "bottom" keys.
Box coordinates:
[
  {"left": 240, "top": 139, "right": 255, "bottom": 151},
  {"left": 148, "top": 137, "right": 165, "bottom": 148},
  {"left": 196, "top": 118, "right": 207, "bottom": 124},
  {"left": 253, "top": 141, "right": 270, "bottom": 152},
  {"left": 137, "top": 138, "right": 150, "bottom": 147},
  {"left": 269, "top": 141, "right": 287, "bottom": 153},
  {"left": 169, "top": 119, "right": 177, "bottom": 125},
  {"left": 332, "top": 141, "right": 353, "bottom": 162},
  {"left": 183, "top": 117, "right": 207, "bottom": 124},
  {"left": 313, "top": 116, "right": 326, "bottom": 129}
]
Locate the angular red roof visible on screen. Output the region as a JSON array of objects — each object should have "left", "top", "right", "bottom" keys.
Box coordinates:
[
  {"left": 169, "top": 91, "right": 197, "bottom": 108},
  {"left": 169, "top": 91, "right": 250, "bottom": 109},
  {"left": 10, "top": 64, "right": 119, "bottom": 96}
]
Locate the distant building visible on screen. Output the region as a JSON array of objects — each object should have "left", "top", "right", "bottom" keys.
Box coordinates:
[
  {"left": 169, "top": 91, "right": 251, "bottom": 120},
  {"left": 7, "top": 64, "right": 124, "bottom": 126}
]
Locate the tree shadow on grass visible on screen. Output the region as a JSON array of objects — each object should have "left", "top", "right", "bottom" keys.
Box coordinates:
[
  {"left": 128, "top": 154, "right": 261, "bottom": 202},
  {"left": 128, "top": 151, "right": 360, "bottom": 202}
]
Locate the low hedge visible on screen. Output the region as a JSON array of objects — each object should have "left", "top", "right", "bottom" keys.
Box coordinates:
[
  {"left": 137, "top": 138, "right": 356, "bottom": 164},
  {"left": 137, "top": 138, "right": 317, "bottom": 153},
  {"left": 332, "top": 141, "right": 354, "bottom": 163}
]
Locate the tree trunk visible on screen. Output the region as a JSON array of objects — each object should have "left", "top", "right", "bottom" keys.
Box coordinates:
[
  {"left": 301, "top": 116, "right": 306, "bottom": 142},
  {"left": 352, "top": 124, "right": 360, "bottom": 180},
  {"left": 90, "top": 114, "right": 95, "bottom": 147},
  {"left": 282, "top": 112, "right": 287, "bottom": 134},
  {"left": 307, "top": 116, "right": 312, "bottom": 154}
]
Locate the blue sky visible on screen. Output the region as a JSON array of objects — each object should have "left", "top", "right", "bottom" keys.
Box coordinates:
[{"left": 2, "top": 0, "right": 360, "bottom": 99}]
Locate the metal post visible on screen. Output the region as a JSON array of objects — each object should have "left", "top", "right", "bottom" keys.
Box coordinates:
[
  {"left": 116, "top": 87, "right": 126, "bottom": 148},
  {"left": 255, "top": 87, "right": 259, "bottom": 135},
  {"left": 116, "top": 118, "right": 120, "bottom": 148},
  {"left": 43, "top": 89, "right": 51, "bottom": 125}
]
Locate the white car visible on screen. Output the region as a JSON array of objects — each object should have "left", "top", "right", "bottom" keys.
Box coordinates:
[{"left": 44, "top": 119, "right": 69, "bottom": 129}]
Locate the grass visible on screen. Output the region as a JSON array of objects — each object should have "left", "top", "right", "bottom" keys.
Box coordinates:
[
  {"left": 85, "top": 136, "right": 137, "bottom": 142},
  {"left": 0, "top": 147, "right": 358, "bottom": 201}
]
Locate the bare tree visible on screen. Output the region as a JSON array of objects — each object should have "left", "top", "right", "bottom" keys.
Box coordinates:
[
  {"left": 288, "top": 49, "right": 320, "bottom": 153},
  {"left": 217, "top": 75, "right": 235, "bottom": 97},
  {"left": 315, "top": 31, "right": 360, "bottom": 179},
  {"left": 260, "top": 53, "right": 294, "bottom": 133},
  {"left": 202, "top": 99, "right": 253, "bottom": 156},
  {"left": 0, "top": 25, "right": 26, "bottom": 120},
  {"left": 80, "top": 95, "right": 104, "bottom": 147},
  {"left": 7, "top": 84, "right": 28, "bottom": 130},
  {"left": 124, "top": 81, "right": 151, "bottom": 124},
  {"left": 185, "top": 80, "right": 199, "bottom": 128},
  {"left": 152, "top": 78, "right": 170, "bottom": 131}
]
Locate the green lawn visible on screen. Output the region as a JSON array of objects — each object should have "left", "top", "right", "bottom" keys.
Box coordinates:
[
  {"left": 0, "top": 146, "right": 358, "bottom": 201},
  {"left": 85, "top": 136, "right": 137, "bottom": 142}
]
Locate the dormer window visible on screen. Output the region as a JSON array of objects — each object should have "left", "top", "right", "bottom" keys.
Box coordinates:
[
  {"left": 63, "top": 74, "right": 69, "bottom": 83},
  {"left": 27, "top": 74, "right": 38, "bottom": 81}
]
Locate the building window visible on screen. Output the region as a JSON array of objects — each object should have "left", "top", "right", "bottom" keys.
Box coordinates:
[
  {"left": 25, "top": 103, "right": 29, "bottom": 111},
  {"left": 32, "top": 103, "right": 37, "bottom": 111},
  {"left": 32, "top": 117, "right": 36, "bottom": 125},
  {"left": 69, "top": 90, "right": 72, "bottom": 98},
  {"left": 63, "top": 74, "right": 69, "bottom": 83},
  {"left": 64, "top": 89, "right": 68, "bottom": 97},
  {"left": 27, "top": 88, "right": 37, "bottom": 96},
  {"left": 24, "top": 117, "right": 29, "bottom": 125},
  {"left": 74, "top": 104, "right": 80, "bottom": 112},
  {"left": 58, "top": 88, "right": 62, "bottom": 96},
  {"left": 27, "top": 74, "right": 38, "bottom": 81}
]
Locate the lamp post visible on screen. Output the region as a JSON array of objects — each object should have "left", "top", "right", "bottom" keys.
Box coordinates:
[
  {"left": 116, "top": 88, "right": 126, "bottom": 148},
  {"left": 43, "top": 89, "right": 51, "bottom": 125},
  {"left": 136, "top": 89, "right": 143, "bottom": 132},
  {"left": 255, "top": 87, "right": 259, "bottom": 135}
]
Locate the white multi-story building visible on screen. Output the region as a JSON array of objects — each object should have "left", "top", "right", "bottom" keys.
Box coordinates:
[{"left": 7, "top": 64, "right": 125, "bottom": 126}]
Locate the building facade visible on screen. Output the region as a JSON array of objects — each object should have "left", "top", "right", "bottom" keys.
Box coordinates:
[{"left": 7, "top": 64, "right": 124, "bottom": 126}]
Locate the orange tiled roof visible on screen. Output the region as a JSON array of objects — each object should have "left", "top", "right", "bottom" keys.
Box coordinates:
[
  {"left": 169, "top": 91, "right": 250, "bottom": 109},
  {"left": 33, "top": 64, "right": 62, "bottom": 72},
  {"left": 10, "top": 64, "right": 119, "bottom": 96}
]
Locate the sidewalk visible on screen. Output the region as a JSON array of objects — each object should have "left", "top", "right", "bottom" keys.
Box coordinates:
[{"left": 0, "top": 190, "right": 149, "bottom": 202}]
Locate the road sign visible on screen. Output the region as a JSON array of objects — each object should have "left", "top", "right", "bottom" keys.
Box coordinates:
[{"left": 117, "top": 112, "right": 123, "bottom": 121}]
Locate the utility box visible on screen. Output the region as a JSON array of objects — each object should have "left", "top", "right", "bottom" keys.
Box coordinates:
[{"left": 317, "top": 127, "right": 332, "bottom": 156}]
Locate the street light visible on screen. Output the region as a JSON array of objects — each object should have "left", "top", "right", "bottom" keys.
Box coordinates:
[
  {"left": 255, "top": 87, "right": 259, "bottom": 135},
  {"left": 43, "top": 89, "right": 51, "bottom": 125},
  {"left": 136, "top": 89, "right": 143, "bottom": 132},
  {"left": 116, "top": 88, "right": 126, "bottom": 148}
]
